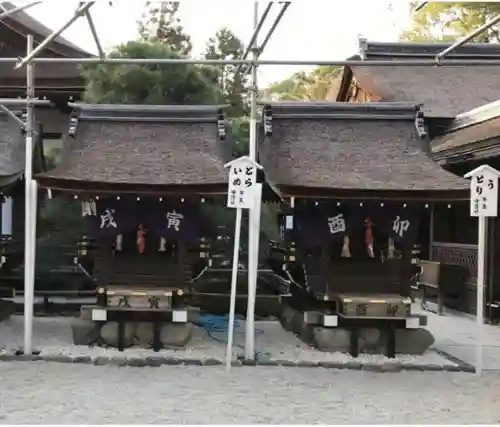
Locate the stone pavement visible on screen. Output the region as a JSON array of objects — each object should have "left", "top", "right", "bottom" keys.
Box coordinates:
[{"left": 420, "top": 304, "right": 500, "bottom": 370}]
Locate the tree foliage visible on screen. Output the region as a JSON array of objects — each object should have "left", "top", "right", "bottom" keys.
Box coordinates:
[
  {"left": 79, "top": 8, "right": 279, "bottom": 266},
  {"left": 138, "top": 1, "right": 192, "bottom": 55},
  {"left": 205, "top": 27, "right": 248, "bottom": 117},
  {"left": 230, "top": 116, "right": 250, "bottom": 157},
  {"left": 263, "top": 66, "right": 341, "bottom": 101},
  {"left": 82, "top": 40, "right": 223, "bottom": 105},
  {"left": 401, "top": 2, "right": 500, "bottom": 42}
]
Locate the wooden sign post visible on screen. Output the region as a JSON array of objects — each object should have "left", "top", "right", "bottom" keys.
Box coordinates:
[
  {"left": 224, "top": 156, "right": 263, "bottom": 372},
  {"left": 464, "top": 164, "right": 500, "bottom": 376}
]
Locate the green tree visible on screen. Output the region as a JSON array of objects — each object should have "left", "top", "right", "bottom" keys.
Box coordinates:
[
  {"left": 230, "top": 116, "right": 250, "bottom": 157},
  {"left": 138, "top": 1, "right": 192, "bottom": 55},
  {"left": 263, "top": 66, "right": 341, "bottom": 101},
  {"left": 82, "top": 40, "right": 222, "bottom": 105},
  {"left": 401, "top": 2, "right": 500, "bottom": 42},
  {"left": 205, "top": 27, "right": 248, "bottom": 116}
]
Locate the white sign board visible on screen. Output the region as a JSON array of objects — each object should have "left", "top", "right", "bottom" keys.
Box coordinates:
[
  {"left": 464, "top": 164, "right": 500, "bottom": 376},
  {"left": 464, "top": 165, "right": 500, "bottom": 218},
  {"left": 225, "top": 156, "right": 263, "bottom": 210}
]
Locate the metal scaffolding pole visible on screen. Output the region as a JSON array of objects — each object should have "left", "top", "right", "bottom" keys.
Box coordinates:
[
  {"left": 23, "top": 34, "right": 35, "bottom": 356},
  {"left": 414, "top": 1, "right": 429, "bottom": 12},
  {"left": 233, "top": 2, "right": 273, "bottom": 79},
  {"left": 0, "top": 105, "right": 26, "bottom": 128},
  {"left": 13, "top": 57, "right": 500, "bottom": 66},
  {"left": 15, "top": 1, "right": 95, "bottom": 69},
  {"left": 241, "top": 2, "right": 291, "bottom": 76},
  {"left": 436, "top": 13, "right": 500, "bottom": 60},
  {"left": 84, "top": 9, "right": 105, "bottom": 59},
  {"left": 245, "top": 1, "right": 261, "bottom": 362},
  {"left": 0, "top": 98, "right": 50, "bottom": 105},
  {"left": 257, "top": 2, "right": 290, "bottom": 54},
  {"left": 0, "top": 1, "right": 41, "bottom": 21}
]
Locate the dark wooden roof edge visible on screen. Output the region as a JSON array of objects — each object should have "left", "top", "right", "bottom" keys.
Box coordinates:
[
  {"left": 434, "top": 138, "right": 500, "bottom": 164},
  {"left": 274, "top": 184, "right": 469, "bottom": 202},
  {"left": 360, "top": 40, "right": 500, "bottom": 58},
  {"left": 68, "top": 102, "right": 230, "bottom": 122},
  {"left": 34, "top": 175, "right": 229, "bottom": 196},
  {"left": 443, "top": 99, "right": 500, "bottom": 134},
  {"left": 258, "top": 101, "right": 421, "bottom": 120},
  {"left": 0, "top": 2, "right": 94, "bottom": 58}
]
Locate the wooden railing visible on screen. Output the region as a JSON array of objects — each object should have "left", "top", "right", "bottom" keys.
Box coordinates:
[{"left": 431, "top": 242, "right": 478, "bottom": 285}]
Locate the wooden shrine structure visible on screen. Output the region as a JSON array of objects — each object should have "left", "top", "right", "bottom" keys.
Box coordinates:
[
  {"left": 0, "top": 1, "right": 91, "bottom": 100},
  {"left": 0, "top": 1, "right": 92, "bottom": 151},
  {"left": 34, "top": 103, "right": 231, "bottom": 346},
  {"left": 433, "top": 100, "right": 500, "bottom": 319},
  {"left": 328, "top": 40, "right": 500, "bottom": 316},
  {"left": 0, "top": 3, "right": 91, "bottom": 296},
  {"left": 259, "top": 101, "right": 468, "bottom": 356},
  {"left": 0, "top": 110, "right": 45, "bottom": 277}
]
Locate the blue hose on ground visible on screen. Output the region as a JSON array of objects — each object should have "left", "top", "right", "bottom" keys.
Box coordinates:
[{"left": 193, "top": 314, "right": 272, "bottom": 360}]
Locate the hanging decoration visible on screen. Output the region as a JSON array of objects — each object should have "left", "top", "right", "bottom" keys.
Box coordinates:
[
  {"left": 158, "top": 236, "right": 167, "bottom": 252},
  {"left": 340, "top": 235, "right": 351, "bottom": 258},
  {"left": 146, "top": 201, "right": 201, "bottom": 244},
  {"left": 364, "top": 216, "right": 375, "bottom": 258},
  {"left": 294, "top": 203, "right": 420, "bottom": 253},
  {"left": 383, "top": 208, "right": 419, "bottom": 246},
  {"left": 89, "top": 198, "right": 138, "bottom": 237},
  {"left": 137, "top": 224, "right": 146, "bottom": 254},
  {"left": 387, "top": 237, "right": 395, "bottom": 259},
  {"left": 115, "top": 234, "right": 123, "bottom": 252}
]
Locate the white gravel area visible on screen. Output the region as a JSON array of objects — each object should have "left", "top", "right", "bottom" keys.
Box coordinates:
[
  {"left": 0, "top": 362, "right": 498, "bottom": 424},
  {"left": 0, "top": 316, "right": 455, "bottom": 366}
]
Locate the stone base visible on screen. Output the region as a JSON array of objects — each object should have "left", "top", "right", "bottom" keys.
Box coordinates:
[
  {"left": 394, "top": 329, "right": 435, "bottom": 355},
  {"left": 100, "top": 322, "right": 136, "bottom": 348},
  {"left": 160, "top": 323, "right": 193, "bottom": 347},
  {"left": 279, "top": 302, "right": 435, "bottom": 355},
  {"left": 135, "top": 322, "right": 193, "bottom": 348},
  {"left": 71, "top": 319, "right": 102, "bottom": 346},
  {"left": 94, "top": 321, "right": 194, "bottom": 349}
]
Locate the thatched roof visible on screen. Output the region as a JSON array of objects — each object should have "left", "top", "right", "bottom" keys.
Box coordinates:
[
  {"left": 0, "top": 110, "right": 46, "bottom": 189},
  {"left": 337, "top": 41, "right": 500, "bottom": 118},
  {"left": 259, "top": 101, "right": 468, "bottom": 199},
  {"left": 36, "top": 104, "right": 230, "bottom": 194}
]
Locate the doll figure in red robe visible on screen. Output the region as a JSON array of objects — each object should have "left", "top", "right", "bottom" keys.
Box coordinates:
[
  {"left": 137, "top": 224, "right": 146, "bottom": 254},
  {"left": 364, "top": 217, "right": 375, "bottom": 258}
]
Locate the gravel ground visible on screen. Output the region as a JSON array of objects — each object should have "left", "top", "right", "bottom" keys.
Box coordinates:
[
  {"left": 0, "top": 362, "right": 499, "bottom": 424},
  {"left": 0, "top": 316, "right": 455, "bottom": 367}
]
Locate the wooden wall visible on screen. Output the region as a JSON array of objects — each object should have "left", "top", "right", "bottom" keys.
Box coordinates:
[
  {"left": 92, "top": 235, "right": 197, "bottom": 290},
  {"left": 344, "top": 77, "right": 381, "bottom": 103}
]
